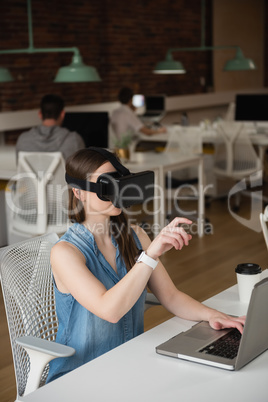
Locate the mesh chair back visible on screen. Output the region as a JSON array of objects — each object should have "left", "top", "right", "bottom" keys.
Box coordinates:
[
  {"left": 9, "top": 152, "right": 69, "bottom": 236},
  {"left": 214, "top": 122, "right": 261, "bottom": 178},
  {"left": 0, "top": 233, "right": 59, "bottom": 397}
]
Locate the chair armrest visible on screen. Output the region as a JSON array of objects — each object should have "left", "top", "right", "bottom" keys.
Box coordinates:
[
  {"left": 16, "top": 336, "right": 75, "bottom": 357},
  {"left": 16, "top": 336, "right": 75, "bottom": 396}
]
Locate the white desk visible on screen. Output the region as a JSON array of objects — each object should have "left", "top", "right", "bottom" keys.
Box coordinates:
[
  {"left": 138, "top": 126, "right": 268, "bottom": 162},
  {"left": 1, "top": 127, "right": 268, "bottom": 180},
  {"left": 200, "top": 128, "right": 268, "bottom": 162},
  {"left": 21, "top": 274, "right": 268, "bottom": 402}
]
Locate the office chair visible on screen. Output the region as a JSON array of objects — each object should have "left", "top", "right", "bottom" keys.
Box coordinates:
[
  {"left": 0, "top": 231, "right": 159, "bottom": 399},
  {"left": 164, "top": 125, "right": 203, "bottom": 184},
  {"left": 214, "top": 121, "right": 262, "bottom": 209},
  {"left": 0, "top": 233, "right": 75, "bottom": 400},
  {"left": 164, "top": 126, "right": 205, "bottom": 222},
  {"left": 260, "top": 205, "right": 268, "bottom": 251},
  {"left": 224, "top": 101, "right": 236, "bottom": 121},
  {"left": 5, "top": 151, "right": 70, "bottom": 245},
  {"left": 164, "top": 126, "right": 203, "bottom": 156}
]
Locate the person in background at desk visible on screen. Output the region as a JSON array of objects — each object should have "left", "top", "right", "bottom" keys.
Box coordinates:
[
  {"left": 16, "top": 94, "right": 85, "bottom": 161},
  {"left": 111, "top": 87, "right": 167, "bottom": 141},
  {"left": 46, "top": 147, "right": 245, "bottom": 383}
]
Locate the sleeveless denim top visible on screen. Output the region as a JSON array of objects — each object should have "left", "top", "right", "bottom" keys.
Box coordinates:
[{"left": 47, "top": 223, "right": 146, "bottom": 383}]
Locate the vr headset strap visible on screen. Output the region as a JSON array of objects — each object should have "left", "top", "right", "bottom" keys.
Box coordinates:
[
  {"left": 65, "top": 173, "right": 102, "bottom": 194},
  {"left": 88, "top": 147, "right": 131, "bottom": 176},
  {"left": 65, "top": 147, "right": 131, "bottom": 194}
]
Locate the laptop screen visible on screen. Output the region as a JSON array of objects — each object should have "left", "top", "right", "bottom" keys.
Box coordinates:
[{"left": 145, "top": 95, "right": 165, "bottom": 112}]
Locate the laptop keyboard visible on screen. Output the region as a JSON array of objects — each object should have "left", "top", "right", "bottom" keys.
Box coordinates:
[
  {"left": 199, "top": 329, "right": 242, "bottom": 359},
  {"left": 143, "top": 112, "right": 162, "bottom": 117}
]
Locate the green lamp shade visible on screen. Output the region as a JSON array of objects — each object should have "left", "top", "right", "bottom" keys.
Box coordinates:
[
  {"left": 153, "top": 59, "right": 186, "bottom": 74},
  {"left": 0, "top": 67, "right": 14, "bottom": 82},
  {"left": 54, "top": 54, "right": 101, "bottom": 83},
  {"left": 224, "top": 48, "right": 256, "bottom": 71},
  {"left": 153, "top": 52, "right": 186, "bottom": 74}
]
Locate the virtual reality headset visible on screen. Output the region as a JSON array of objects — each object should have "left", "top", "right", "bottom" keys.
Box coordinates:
[{"left": 65, "top": 147, "right": 154, "bottom": 209}]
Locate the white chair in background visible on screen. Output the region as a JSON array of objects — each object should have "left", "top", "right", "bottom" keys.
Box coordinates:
[
  {"left": 164, "top": 127, "right": 182, "bottom": 154},
  {"left": 0, "top": 233, "right": 75, "bottom": 400},
  {"left": 224, "top": 101, "right": 236, "bottom": 121},
  {"left": 164, "top": 125, "right": 203, "bottom": 180},
  {"left": 214, "top": 121, "right": 262, "bottom": 209},
  {"left": 164, "top": 126, "right": 202, "bottom": 156},
  {"left": 164, "top": 126, "right": 205, "bottom": 221},
  {"left": 5, "top": 152, "right": 70, "bottom": 245}
]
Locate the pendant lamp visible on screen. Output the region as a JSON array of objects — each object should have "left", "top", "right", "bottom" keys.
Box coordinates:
[
  {"left": 54, "top": 54, "right": 101, "bottom": 83},
  {"left": 224, "top": 48, "right": 256, "bottom": 71},
  {"left": 153, "top": 0, "right": 256, "bottom": 74},
  {"left": 0, "top": 0, "right": 101, "bottom": 83},
  {"left": 153, "top": 52, "right": 186, "bottom": 74}
]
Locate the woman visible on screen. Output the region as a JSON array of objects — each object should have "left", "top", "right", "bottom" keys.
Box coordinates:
[{"left": 47, "top": 148, "right": 245, "bottom": 383}]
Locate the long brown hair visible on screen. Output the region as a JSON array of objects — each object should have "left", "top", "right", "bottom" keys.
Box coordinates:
[{"left": 66, "top": 148, "right": 138, "bottom": 271}]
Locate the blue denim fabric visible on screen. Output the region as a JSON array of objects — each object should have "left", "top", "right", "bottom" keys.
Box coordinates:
[{"left": 47, "top": 223, "right": 146, "bottom": 383}]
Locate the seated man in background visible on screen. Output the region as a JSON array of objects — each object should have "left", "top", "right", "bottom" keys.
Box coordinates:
[
  {"left": 111, "top": 87, "right": 167, "bottom": 141},
  {"left": 16, "top": 94, "right": 85, "bottom": 161}
]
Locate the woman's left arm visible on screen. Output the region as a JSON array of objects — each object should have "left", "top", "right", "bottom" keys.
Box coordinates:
[{"left": 133, "top": 225, "right": 245, "bottom": 333}]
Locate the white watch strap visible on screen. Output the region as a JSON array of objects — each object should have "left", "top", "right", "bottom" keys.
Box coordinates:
[{"left": 137, "top": 251, "right": 158, "bottom": 270}]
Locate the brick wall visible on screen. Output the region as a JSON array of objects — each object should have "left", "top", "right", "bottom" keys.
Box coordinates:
[{"left": 0, "top": 0, "right": 212, "bottom": 111}]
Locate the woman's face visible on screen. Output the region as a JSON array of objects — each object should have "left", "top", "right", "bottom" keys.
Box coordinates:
[{"left": 76, "top": 161, "right": 122, "bottom": 217}]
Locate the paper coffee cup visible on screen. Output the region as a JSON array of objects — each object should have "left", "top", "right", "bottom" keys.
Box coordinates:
[{"left": 235, "top": 263, "right": 262, "bottom": 304}]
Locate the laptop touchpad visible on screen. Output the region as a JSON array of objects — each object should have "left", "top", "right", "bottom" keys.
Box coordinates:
[{"left": 185, "top": 326, "right": 217, "bottom": 341}]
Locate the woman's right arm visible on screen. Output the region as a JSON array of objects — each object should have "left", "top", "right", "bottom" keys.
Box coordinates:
[
  {"left": 51, "top": 217, "right": 192, "bottom": 323},
  {"left": 51, "top": 241, "right": 154, "bottom": 323}
]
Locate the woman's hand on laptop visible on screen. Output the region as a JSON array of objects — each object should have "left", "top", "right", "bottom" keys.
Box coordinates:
[{"left": 208, "top": 311, "right": 246, "bottom": 334}]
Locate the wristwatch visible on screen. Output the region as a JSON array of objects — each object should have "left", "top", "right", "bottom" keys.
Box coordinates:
[{"left": 135, "top": 250, "right": 158, "bottom": 270}]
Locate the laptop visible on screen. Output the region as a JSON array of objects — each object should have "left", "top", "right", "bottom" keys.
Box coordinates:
[
  {"left": 156, "top": 277, "right": 268, "bottom": 370},
  {"left": 142, "top": 94, "right": 166, "bottom": 121}
]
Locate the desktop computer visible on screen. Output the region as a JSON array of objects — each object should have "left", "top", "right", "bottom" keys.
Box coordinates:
[{"left": 62, "top": 112, "right": 109, "bottom": 148}]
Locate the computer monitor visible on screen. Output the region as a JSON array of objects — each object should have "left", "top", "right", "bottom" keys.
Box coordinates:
[
  {"left": 62, "top": 112, "right": 109, "bottom": 148},
  {"left": 235, "top": 94, "right": 268, "bottom": 122},
  {"left": 145, "top": 95, "right": 165, "bottom": 113}
]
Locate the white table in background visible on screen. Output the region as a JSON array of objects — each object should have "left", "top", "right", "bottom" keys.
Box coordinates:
[
  {"left": 125, "top": 152, "right": 204, "bottom": 237},
  {"left": 21, "top": 272, "right": 268, "bottom": 402},
  {"left": 138, "top": 126, "right": 268, "bottom": 162},
  {"left": 1, "top": 126, "right": 268, "bottom": 180},
  {"left": 200, "top": 128, "right": 268, "bottom": 162}
]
